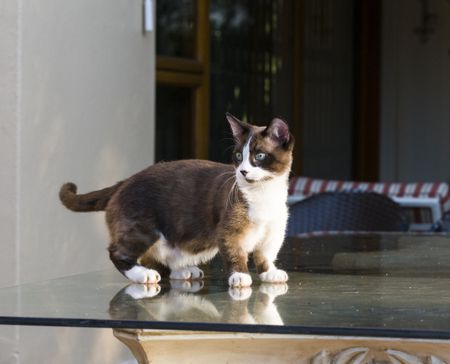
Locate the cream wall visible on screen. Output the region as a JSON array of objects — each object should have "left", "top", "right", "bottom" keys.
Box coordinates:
[
  {"left": 380, "top": 0, "right": 450, "bottom": 182},
  {"left": 0, "top": 0, "right": 18, "bottom": 291},
  {"left": 1, "top": 0, "right": 155, "bottom": 362},
  {"left": 0, "top": 1, "right": 20, "bottom": 362}
]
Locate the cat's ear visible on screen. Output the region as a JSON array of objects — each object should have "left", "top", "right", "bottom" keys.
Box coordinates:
[
  {"left": 226, "top": 113, "right": 248, "bottom": 140},
  {"left": 265, "top": 118, "right": 291, "bottom": 146}
]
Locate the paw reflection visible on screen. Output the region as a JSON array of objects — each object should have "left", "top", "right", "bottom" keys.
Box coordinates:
[
  {"left": 228, "top": 286, "right": 253, "bottom": 301},
  {"left": 259, "top": 283, "right": 288, "bottom": 298},
  {"left": 170, "top": 266, "right": 204, "bottom": 280},
  {"left": 170, "top": 279, "right": 204, "bottom": 293},
  {"left": 110, "top": 280, "right": 288, "bottom": 326},
  {"left": 125, "top": 284, "right": 161, "bottom": 299},
  {"left": 253, "top": 283, "right": 288, "bottom": 325}
]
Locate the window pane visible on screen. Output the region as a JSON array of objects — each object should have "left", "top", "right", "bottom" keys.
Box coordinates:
[
  {"left": 156, "top": 0, "right": 196, "bottom": 58},
  {"left": 301, "top": 0, "right": 355, "bottom": 180},
  {"left": 155, "top": 86, "right": 194, "bottom": 162},
  {"left": 209, "top": 0, "right": 294, "bottom": 163}
]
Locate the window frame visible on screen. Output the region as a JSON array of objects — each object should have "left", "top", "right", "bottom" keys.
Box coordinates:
[{"left": 156, "top": 0, "right": 210, "bottom": 159}]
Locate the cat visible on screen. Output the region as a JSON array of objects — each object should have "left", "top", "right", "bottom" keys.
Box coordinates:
[{"left": 59, "top": 113, "right": 294, "bottom": 287}]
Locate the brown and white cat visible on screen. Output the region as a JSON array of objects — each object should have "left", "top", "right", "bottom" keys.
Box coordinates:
[{"left": 59, "top": 114, "right": 294, "bottom": 287}]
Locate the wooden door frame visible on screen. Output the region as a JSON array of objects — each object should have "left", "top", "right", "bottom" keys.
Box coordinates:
[{"left": 156, "top": 0, "right": 210, "bottom": 159}]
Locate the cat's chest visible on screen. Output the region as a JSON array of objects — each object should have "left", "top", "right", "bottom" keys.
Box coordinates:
[
  {"left": 247, "top": 197, "right": 287, "bottom": 223},
  {"left": 241, "top": 182, "right": 288, "bottom": 223},
  {"left": 240, "top": 198, "right": 288, "bottom": 253}
]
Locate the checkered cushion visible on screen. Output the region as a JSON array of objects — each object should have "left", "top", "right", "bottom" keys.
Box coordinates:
[{"left": 289, "top": 177, "right": 450, "bottom": 224}]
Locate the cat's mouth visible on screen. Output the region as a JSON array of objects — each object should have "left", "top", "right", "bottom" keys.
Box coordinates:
[{"left": 243, "top": 176, "right": 273, "bottom": 184}]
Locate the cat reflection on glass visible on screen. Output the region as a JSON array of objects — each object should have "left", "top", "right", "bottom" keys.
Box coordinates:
[
  {"left": 59, "top": 114, "right": 294, "bottom": 288},
  {"left": 109, "top": 280, "right": 288, "bottom": 327}
]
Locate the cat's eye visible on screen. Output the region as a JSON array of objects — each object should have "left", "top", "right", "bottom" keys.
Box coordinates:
[
  {"left": 255, "top": 153, "right": 267, "bottom": 161},
  {"left": 235, "top": 152, "right": 243, "bottom": 161}
]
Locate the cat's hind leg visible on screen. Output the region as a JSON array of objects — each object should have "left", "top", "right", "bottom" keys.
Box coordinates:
[
  {"left": 124, "top": 266, "right": 161, "bottom": 284},
  {"left": 108, "top": 225, "right": 163, "bottom": 284},
  {"left": 218, "top": 237, "right": 252, "bottom": 288},
  {"left": 145, "top": 237, "right": 208, "bottom": 281}
]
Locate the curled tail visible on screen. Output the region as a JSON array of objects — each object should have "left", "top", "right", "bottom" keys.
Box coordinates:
[{"left": 59, "top": 181, "right": 123, "bottom": 212}]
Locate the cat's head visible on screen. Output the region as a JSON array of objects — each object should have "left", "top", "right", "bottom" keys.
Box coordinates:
[{"left": 226, "top": 113, "right": 294, "bottom": 185}]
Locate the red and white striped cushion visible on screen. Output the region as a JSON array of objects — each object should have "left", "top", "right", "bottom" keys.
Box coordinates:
[{"left": 288, "top": 177, "right": 450, "bottom": 223}]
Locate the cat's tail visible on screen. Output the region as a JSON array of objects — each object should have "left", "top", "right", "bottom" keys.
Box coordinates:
[{"left": 59, "top": 181, "right": 123, "bottom": 212}]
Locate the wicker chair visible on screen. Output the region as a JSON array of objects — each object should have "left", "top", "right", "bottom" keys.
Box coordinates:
[{"left": 286, "top": 191, "right": 409, "bottom": 236}]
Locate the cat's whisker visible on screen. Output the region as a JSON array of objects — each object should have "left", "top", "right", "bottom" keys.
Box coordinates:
[
  {"left": 218, "top": 174, "right": 238, "bottom": 209},
  {"left": 218, "top": 172, "right": 235, "bottom": 178},
  {"left": 216, "top": 171, "right": 235, "bottom": 180},
  {"left": 220, "top": 136, "right": 237, "bottom": 144},
  {"left": 222, "top": 175, "right": 237, "bottom": 194},
  {"left": 226, "top": 180, "right": 237, "bottom": 209},
  {"left": 228, "top": 180, "right": 239, "bottom": 208},
  {"left": 217, "top": 173, "right": 237, "bottom": 195},
  {"left": 223, "top": 144, "right": 236, "bottom": 154}
]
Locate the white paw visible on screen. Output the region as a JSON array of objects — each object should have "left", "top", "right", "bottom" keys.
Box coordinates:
[
  {"left": 125, "top": 266, "right": 161, "bottom": 284},
  {"left": 228, "top": 272, "right": 252, "bottom": 287},
  {"left": 228, "top": 287, "right": 253, "bottom": 301},
  {"left": 259, "top": 283, "right": 289, "bottom": 297},
  {"left": 170, "top": 266, "right": 204, "bottom": 280},
  {"left": 259, "top": 269, "right": 288, "bottom": 283},
  {"left": 125, "top": 284, "right": 161, "bottom": 299}
]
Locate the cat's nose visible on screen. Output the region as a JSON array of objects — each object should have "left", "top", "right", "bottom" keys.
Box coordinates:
[{"left": 240, "top": 170, "right": 248, "bottom": 177}]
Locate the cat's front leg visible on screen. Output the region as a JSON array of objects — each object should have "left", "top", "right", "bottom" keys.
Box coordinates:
[
  {"left": 254, "top": 255, "right": 288, "bottom": 283},
  {"left": 219, "top": 238, "right": 252, "bottom": 287},
  {"left": 254, "top": 235, "right": 288, "bottom": 284},
  {"left": 228, "top": 271, "right": 252, "bottom": 288}
]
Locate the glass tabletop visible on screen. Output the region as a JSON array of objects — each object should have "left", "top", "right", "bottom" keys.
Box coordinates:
[{"left": 1, "top": 233, "right": 450, "bottom": 339}]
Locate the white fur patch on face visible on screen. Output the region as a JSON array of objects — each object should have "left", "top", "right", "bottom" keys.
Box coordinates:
[
  {"left": 125, "top": 266, "right": 161, "bottom": 284},
  {"left": 236, "top": 136, "right": 275, "bottom": 184},
  {"left": 228, "top": 272, "right": 252, "bottom": 287}
]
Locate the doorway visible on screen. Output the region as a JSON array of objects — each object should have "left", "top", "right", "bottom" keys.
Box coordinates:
[{"left": 155, "top": 0, "right": 381, "bottom": 181}]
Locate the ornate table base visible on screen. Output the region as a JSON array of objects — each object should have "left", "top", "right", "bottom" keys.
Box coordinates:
[{"left": 114, "top": 329, "right": 450, "bottom": 364}]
